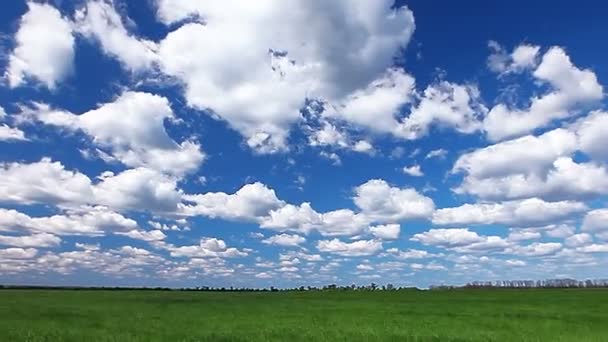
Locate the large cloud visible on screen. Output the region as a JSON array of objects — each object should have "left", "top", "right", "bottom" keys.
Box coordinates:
[
  {"left": 0, "top": 159, "right": 182, "bottom": 213},
  {"left": 155, "top": 0, "right": 415, "bottom": 152},
  {"left": 28, "top": 91, "right": 204, "bottom": 176},
  {"left": 484, "top": 46, "right": 603, "bottom": 141},
  {"left": 5, "top": 2, "right": 75, "bottom": 89},
  {"left": 432, "top": 198, "right": 587, "bottom": 227},
  {"left": 353, "top": 179, "right": 435, "bottom": 222}
]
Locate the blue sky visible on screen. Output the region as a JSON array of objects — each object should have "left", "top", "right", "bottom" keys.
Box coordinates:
[{"left": 0, "top": 0, "right": 607, "bottom": 288}]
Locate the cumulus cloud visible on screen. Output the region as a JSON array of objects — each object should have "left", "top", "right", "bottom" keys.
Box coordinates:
[
  {"left": 74, "top": 0, "right": 158, "bottom": 71},
  {"left": 576, "top": 111, "right": 608, "bottom": 163},
  {"left": 0, "top": 125, "right": 28, "bottom": 141},
  {"left": 395, "top": 82, "right": 486, "bottom": 140},
  {"left": 28, "top": 92, "right": 205, "bottom": 176},
  {"left": 369, "top": 224, "right": 400, "bottom": 240},
  {"left": 262, "top": 233, "right": 306, "bottom": 247},
  {"left": 166, "top": 238, "right": 247, "bottom": 258},
  {"left": 353, "top": 179, "right": 435, "bottom": 222},
  {"left": 0, "top": 207, "right": 137, "bottom": 236},
  {"left": 0, "top": 233, "right": 60, "bottom": 248},
  {"left": 317, "top": 239, "right": 383, "bottom": 256},
  {"left": 432, "top": 198, "right": 587, "bottom": 227},
  {"left": 581, "top": 209, "right": 608, "bottom": 233},
  {"left": 487, "top": 41, "right": 541, "bottom": 75},
  {"left": 403, "top": 164, "right": 424, "bottom": 177},
  {"left": 181, "top": 182, "right": 284, "bottom": 222},
  {"left": 484, "top": 46, "right": 603, "bottom": 141},
  {"left": 5, "top": 2, "right": 74, "bottom": 89},
  {"left": 155, "top": 0, "right": 415, "bottom": 153}
]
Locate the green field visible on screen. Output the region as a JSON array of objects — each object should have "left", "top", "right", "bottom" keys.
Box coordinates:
[{"left": 1, "top": 289, "right": 607, "bottom": 341}]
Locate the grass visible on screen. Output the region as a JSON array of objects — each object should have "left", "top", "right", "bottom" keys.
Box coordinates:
[{"left": 1, "top": 288, "right": 607, "bottom": 341}]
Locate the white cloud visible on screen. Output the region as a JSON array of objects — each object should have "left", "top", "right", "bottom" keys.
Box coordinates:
[
  {"left": 0, "top": 207, "right": 137, "bottom": 236},
  {"left": 353, "top": 179, "right": 435, "bottom": 222},
  {"left": 74, "top": 1, "right": 158, "bottom": 71},
  {"left": 576, "top": 244, "right": 608, "bottom": 253},
  {"left": 456, "top": 157, "right": 608, "bottom": 201},
  {"left": 412, "top": 228, "right": 509, "bottom": 253},
  {"left": 0, "top": 233, "right": 60, "bottom": 248},
  {"left": 507, "top": 230, "right": 541, "bottom": 242},
  {"left": 29, "top": 92, "right": 205, "bottom": 176},
  {"left": 433, "top": 198, "right": 587, "bottom": 227},
  {"left": 93, "top": 168, "right": 182, "bottom": 213},
  {"left": 386, "top": 248, "right": 434, "bottom": 259},
  {"left": 508, "top": 242, "right": 562, "bottom": 257},
  {"left": 411, "top": 228, "right": 484, "bottom": 248},
  {"left": 5, "top": 2, "right": 74, "bottom": 89},
  {"left": 484, "top": 47, "right": 603, "bottom": 141},
  {"left": 317, "top": 239, "right": 382, "bottom": 256},
  {"left": 453, "top": 128, "right": 578, "bottom": 179},
  {"left": 581, "top": 209, "right": 608, "bottom": 233},
  {"left": 352, "top": 140, "right": 375, "bottom": 154},
  {"left": 369, "top": 224, "right": 400, "bottom": 240},
  {"left": 116, "top": 229, "right": 166, "bottom": 242},
  {"left": 402, "top": 164, "right": 423, "bottom": 177},
  {"left": 425, "top": 149, "right": 448, "bottom": 160},
  {"left": 336, "top": 68, "right": 415, "bottom": 133},
  {"left": 0, "top": 158, "right": 94, "bottom": 206},
  {"left": 576, "top": 111, "right": 608, "bottom": 163},
  {"left": 155, "top": 1, "right": 415, "bottom": 153},
  {"left": 395, "top": 82, "right": 485, "bottom": 140},
  {"left": 181, "top": 182, "right": 284, "bottom": 222},
  {"left": 166, "top": 238, "right": 247, "bottom": 258},
  {"left": 0, "top": 248, "right": 37, "bottom": 259},
  {"left": 487, "top": 41, "right": 540, "bottom": 74},
  {"left": 564, "top": 233, "right": 593, "bottom": 248},
  {"left": 0, "top": 124, "right": 28, "bottom": 141},
  {"left": 262, "top": 233, "right": 306, "bottom": 247}
]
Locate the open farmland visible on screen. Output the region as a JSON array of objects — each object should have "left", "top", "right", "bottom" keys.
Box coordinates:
[{"left": 1, "top": 288, "right": 607, "bottom": 341}]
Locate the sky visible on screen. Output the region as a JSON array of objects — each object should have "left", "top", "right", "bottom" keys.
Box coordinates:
[{"left": 0, "top": 0, "right": 607, "bottom": 288}]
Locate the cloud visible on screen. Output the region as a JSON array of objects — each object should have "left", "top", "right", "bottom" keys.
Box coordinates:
[
  {"left": 0, "top": 233, "right": 60, "bottom": 248},
  {"left": 28, "top": 91, "right": 205, "bottom": 176},
  {"left": 395, "top": 82, "right": 486, "bottom": 140},
  {"left": 412, "top": 228, "right": 510, "bottom": 253},
  {"left": 425, "top": 149, "right": 448, "bottom": 160},
  {"left": 0, "top": 158, "right": 94, "bottom": 206},
  {"left": 5, "top": 2, "right": 74, "bottom": 89},
  {"left": 487, "top": 41, "right": 540, "bottom": 75},
  {"left": 386, "top": 248, "right": 435, "bottom": 259},
  {"left": 456, "top": 157, "right": 608, "bottom": 201},
  {"left": 432, "top": 198, "right": 587, "bottom": 227},
  {"left": 335, "top": 68, "right": 415, "bottom": 133},
  {"left": 317, "top": 239, "right": 382, "bottom": 256},
  {"left": 369, "top": 224, "right": 400, "bottom": 240},
  {"left": 508, "top": 242, "right": 562, "bottom": 257},
  {"left": 0, "top": 207, "right": 137, "bottom": 236},
  {"left": 0, "top": 159, "right": 184, "bottom": 214},
  {"left": 155, "top": 1, "right": 415, "bottom": 153},
  {"left": 453, "top": 128, "right": 578, "bottom": 180},
  {"left": 74, "top": 0, "right": 158, "bottom": 71},
  {"left": 354, "top": 179, "right": 435, "bottom": 222},
  {"left": 576, "top": 111, "right": 608, "bottom": 163},
  {"left": 0, "top": 248, "right": 37, "bottom": 259},
  {"left": 0, "top": 125, "right": 28, "bottom": 141},
  {"left": 116, "top": 229, "right": 166, "bottom": 242},
  {"left": 581, "top": 209, "right": 608, "bottom": 233},
  {"left": 402, "top": 164, "right": 423, "bottom": 177},
  {"left": 181, "top": 182, "right": 284, "bottom": 222},
  {"left": 166, "top": 238, "right": 247, "bottom": 258},
  {"left": 262, "top": 233, "right": 306, "bottom": 247},
  {"left": 484, "top": 47, "right": 603, "bottom": 141}
]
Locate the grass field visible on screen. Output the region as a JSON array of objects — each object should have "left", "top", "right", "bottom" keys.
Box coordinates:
[{"left": 1, "top": 288, "right": 607, "bottom": 341}]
